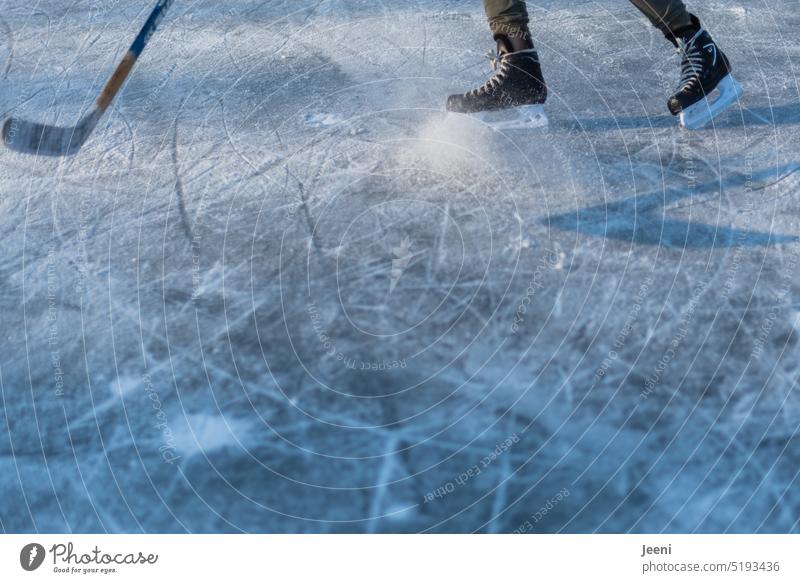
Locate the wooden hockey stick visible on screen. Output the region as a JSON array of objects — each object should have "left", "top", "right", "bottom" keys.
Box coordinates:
[{"left": 2, "top": 0, "right": 174, "bottom": 156}]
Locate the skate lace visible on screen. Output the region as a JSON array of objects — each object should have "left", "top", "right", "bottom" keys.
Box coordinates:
[
  {"left": 678, "top": 29, "right": 707, "bottom": 90},
  {"left": 467, "top": 49, "right": 537, "bottom": 97}
]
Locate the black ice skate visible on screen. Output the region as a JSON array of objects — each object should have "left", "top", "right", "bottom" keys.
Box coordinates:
[
  {"left": 446, "top": 33, "right": 547, "bottom": 130},
  {"left": 667, "top": 16, "right": 742, "bottom": 129}
]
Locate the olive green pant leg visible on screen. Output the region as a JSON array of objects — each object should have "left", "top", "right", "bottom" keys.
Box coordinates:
[
  {"left": 483, "top": 0, "right": 693, "bottom": 35},
  {"left": 628, "top": 0, "right": 693, "bottom": 35},
  {"left": 482, "top": 0, "right": 529, "bottom": 35}
]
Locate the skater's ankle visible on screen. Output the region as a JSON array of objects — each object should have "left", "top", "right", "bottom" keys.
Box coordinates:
[
  {"left": 491, "top": 23, "right": 534, "bottom": 53},
  {"left": 665, "top": 14, "right": 702, "bottom": 47}
]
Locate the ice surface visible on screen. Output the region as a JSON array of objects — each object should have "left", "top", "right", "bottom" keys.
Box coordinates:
[{"left": 0, "top": 0, "right": 799, "bottom": 533}]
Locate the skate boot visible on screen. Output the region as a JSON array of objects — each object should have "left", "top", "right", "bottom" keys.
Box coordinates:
[
  {"left": 446, "top": 30, "right": 547, "bottom": 129},
  {"left": 667, "top": 15, "right": 743, "bottom": 129}
]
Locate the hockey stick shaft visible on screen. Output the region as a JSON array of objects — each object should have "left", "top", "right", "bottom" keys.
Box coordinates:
[{"left": 96, "top": 0, "right": 174, "bottom": 112}]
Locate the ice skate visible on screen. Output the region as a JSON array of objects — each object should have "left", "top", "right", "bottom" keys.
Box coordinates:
[
  {"left": 667, "top": 16, "right": 742, "bottom": 129},
  {"left": 446, "top": 31, "right": 547, "bottom": 130}
]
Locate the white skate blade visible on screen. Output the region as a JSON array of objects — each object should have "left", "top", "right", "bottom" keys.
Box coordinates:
[
  {"left": 455, "top": 104, "right": 548, "bottom": 130},
  {"left": 679, "top": 74, "right": 743, "bottom": 130}
]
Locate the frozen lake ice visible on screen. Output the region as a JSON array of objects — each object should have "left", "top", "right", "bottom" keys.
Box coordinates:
[{"left": 1, "top": 0, "right": 799, "bottom": 533}]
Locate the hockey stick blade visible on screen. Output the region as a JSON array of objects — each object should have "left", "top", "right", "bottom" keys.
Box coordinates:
[{"left": 2, "top": 108, "right": 102, "bottom": 156}]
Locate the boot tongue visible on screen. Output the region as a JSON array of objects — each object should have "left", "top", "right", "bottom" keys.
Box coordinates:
[
  {"left": 493, "top": 34, "right": 515, "bottom": 56},
  {"left": 665, "top": 14, "right": 701, "bottom": 47},
  {"left": 678, "top": 27, "right": 706, "bottom": 56},
  {"left": 675, "top": 14, "right": 703, "bottom": 44}
]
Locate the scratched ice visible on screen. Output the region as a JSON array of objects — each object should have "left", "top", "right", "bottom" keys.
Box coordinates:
[{"left": 0, "top": 0, "right": 799, "bottom": 533}]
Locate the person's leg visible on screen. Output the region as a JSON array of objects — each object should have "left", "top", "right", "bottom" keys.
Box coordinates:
[
  {"left": 629, "top": 1, "right": 741, "bottom": 127},
  {"left": 482, "top": 0, "right": 530, "bottom": 43},
  {"left": 628, "top": 0, "right": 694, "bottom": 42},
  {"left": 446, "top": 0, "right": 546, "bottom": 125}
]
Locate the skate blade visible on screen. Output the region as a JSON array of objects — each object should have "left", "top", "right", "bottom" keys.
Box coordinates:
[
  {"left": 679, "top": 74, "right": 744, "bottom": 130},
  {"left": 456, "top": 104, "right": 548, "bottom": 130}
]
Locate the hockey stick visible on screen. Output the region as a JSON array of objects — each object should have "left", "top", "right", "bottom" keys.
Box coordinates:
[{"left": 2, "top": 0, "right": 174, "bottom": 157}]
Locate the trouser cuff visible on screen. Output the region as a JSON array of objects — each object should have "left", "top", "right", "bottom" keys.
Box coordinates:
[{"left": 660, "top": 13, "right": 700, "bottom": 46}]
